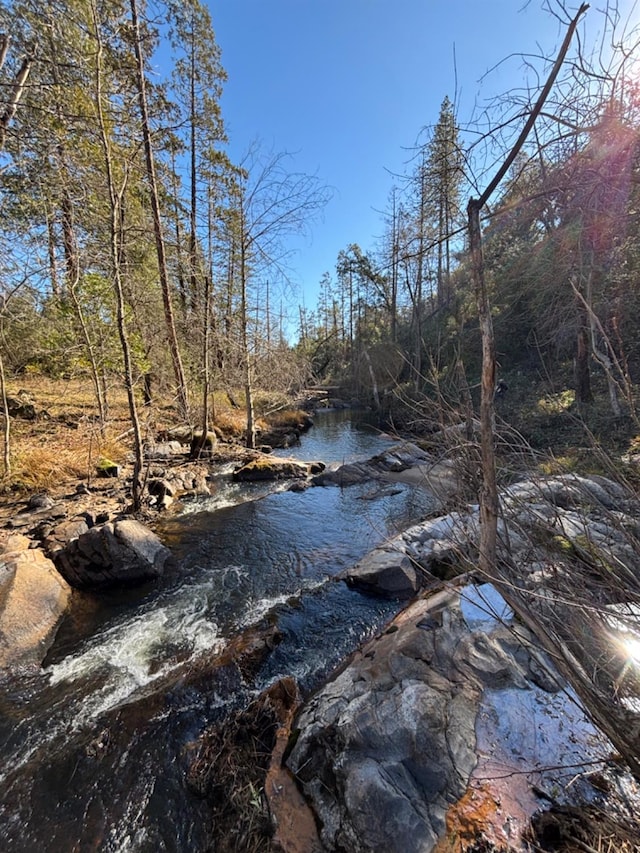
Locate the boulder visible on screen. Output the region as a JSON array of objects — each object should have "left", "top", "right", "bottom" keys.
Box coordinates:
[
  {"left": 313, "top": 441, "right": 434, "bottom": 487},
  {"left": 233, "top": 456, "right": 325, "bottom": 482},
  {"left": 53, "top": 519, "right": 173, "bottom": 590},
  {"left": 144, "top": 440, "right": 184, "bottom": 461},
  {"left": 286, "top": 584, "right": 631, "bottom": 853},
  {"left": 147, "top": 478, "right": 176, "bottom": 509},
  {"left": 6, "top": 391, "right": 40, "bottom": 420},
  {"left": 0, "top": 532, "right": 72, "bottom": 668},
  {"left": 312, "top": 460, "right": 376, "bottom": 487},
  {"left": 285, "top": 589, "right": 490, "bottom": 852},
  {"left": 96, "top": 458, "right": 120, "bottom": 478},
  {"left": 344, "top": 549, "right": 419, "bottom": 598},
  {"left": 27, "top": 493, "right": 55, "bottom": 510},
  {"left": 190, "top": 432, "right": 217, "bottom": 460},
  {"left": 42, "top": 517, "right": 90, "bottom": 557},
  {"left": 167, "top": 466, "right": 210, "bottom": 496}
]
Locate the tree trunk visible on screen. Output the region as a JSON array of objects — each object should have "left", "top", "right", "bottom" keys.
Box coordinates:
[
  {"left": 0, "top": 45, "right": 34, "bottom": 149},
  {"left": 68, "top": 279, "right": 108, "bottom": 427},
  {"left": 169, "top": 148, "right": 188, "bottom": 313},
  {"left": 60, "top": 184, "right": 79, "bottom": 290},
  {"left": 46, "top": 209, "right": 60, "bottom": 298},
  {"left": 129, "top": 0, "right": 189, "bottom": 419},
  {"left": 193, "top": 189, "right": 216, "bottom": 459},
  {"left": 0, "top": 34, "right": 8, "bottom": 72},
  {"left": 0, "top": 346, "right": 10, "bottom": 478},
  {"left": 468, "top": 198, "right": 498, "bottom": 576},
  {"left": 362, "top": 347, "right": 380, "bottom": 411},
  {"left": 239, "top": 221, "right": 255, "bottom": 449},
  {"left": 575, "top": 311, "right": 593, "bottom": 404},
  {"left": 92, "top": 1, "right": 144, "bottom": 510},
  {"left": 466, "top": 2, "right": 588, "bottom": 575}
]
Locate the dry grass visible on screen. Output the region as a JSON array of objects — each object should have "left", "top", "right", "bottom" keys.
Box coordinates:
[
  {"left": 2, "top": 376, "right": 308, "bottom": 493},
  {"left": 212, "top": 408, "right": 250, "bottom": 437},
  {"left": 266, "top": 409, "right": 308, "bottom": 429},
  {"left": 527, "top": 805, "right": 640, "bottom": 852},
  {"left": 3, "top": 376, "right": 143, "bottom": 493}
]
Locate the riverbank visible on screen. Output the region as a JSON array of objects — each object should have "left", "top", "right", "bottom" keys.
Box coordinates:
[{"left": 3, "top": 379, "right": 640, "bottom": 852}]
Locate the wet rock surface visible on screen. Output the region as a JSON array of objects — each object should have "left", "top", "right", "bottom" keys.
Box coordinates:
[
  {"left": 53, "top": 519, "right": 174, "bottom": 590},
  {"left": 233, "top": 456, "right": 325, "bottom": 482},
  {"left": 0, "top": 532, "right": 72, "bottom": 668},
  {"left": 286, "top": 583, "right": 640, "bottom": 852},
  {"left": 284, "top": 470, "right": 640, "bottom": 851},
  {"left": 312, "top": 441, "right": 431, "bottom": 486},
  {"left": 345, "top": 548, "right": 420, "bottom": 598}
]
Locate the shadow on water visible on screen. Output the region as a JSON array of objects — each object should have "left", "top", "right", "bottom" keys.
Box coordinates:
[{"left": 0, "top": 410, "right": 438, "bottom": 852}]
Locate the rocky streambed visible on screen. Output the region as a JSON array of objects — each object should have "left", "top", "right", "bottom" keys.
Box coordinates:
[{"left": 1, "top": 413, "right": 640, "bottom": 851}]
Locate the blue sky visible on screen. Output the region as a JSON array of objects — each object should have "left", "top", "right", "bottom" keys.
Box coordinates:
[{"left": 205, "top": 1, "right": 620, "bottom": 322}]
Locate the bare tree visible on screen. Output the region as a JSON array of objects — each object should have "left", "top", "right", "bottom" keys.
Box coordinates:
[
  {"left": 468, "top": 3, "right": 589, "bottom": 577},
  {"left": 0, "top": 33, "right": 34, "bottom": 149},
  {"left": 226, "top": 147, "right": 331, "bottom": 448},
  {"left": 0, "top": 33, "right": 37, "bottom": 476}
]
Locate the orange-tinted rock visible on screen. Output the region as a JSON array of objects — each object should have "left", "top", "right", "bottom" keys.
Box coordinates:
[
  {"left": 0, "top": 532, "right": 72, "bottom": 668},
  {"left": 264, "top": 678, "right": 323, "bottom": 853}
]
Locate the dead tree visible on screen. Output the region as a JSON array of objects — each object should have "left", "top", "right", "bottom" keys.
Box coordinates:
[{"left": 468, "top": 3, "right": 589, "bottom": 576}]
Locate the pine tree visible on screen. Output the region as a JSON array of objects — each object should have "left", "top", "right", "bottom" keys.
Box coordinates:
[{"left": 427, "top": 96, "right": 464, "bottom": 308}]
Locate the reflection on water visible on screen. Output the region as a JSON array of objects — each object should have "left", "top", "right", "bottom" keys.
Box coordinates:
[{"left": 0, "top": 410, "right": 438, "bottom": 852}]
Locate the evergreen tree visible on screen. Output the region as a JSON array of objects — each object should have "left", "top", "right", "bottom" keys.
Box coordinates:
[{"left": 427, "top": 96, "right": 464, "bottom": 308}]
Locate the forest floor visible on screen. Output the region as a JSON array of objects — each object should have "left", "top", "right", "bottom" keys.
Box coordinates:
[{"left": 0, "top": 375, "right": 302, "bottom": 529}]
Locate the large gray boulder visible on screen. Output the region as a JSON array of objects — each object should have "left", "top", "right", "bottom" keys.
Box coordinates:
[
  {"left": 344, "top": 548, "right": 419, "bottom": 598},
  {"left": 53, "top": 519, "right": 173, "bottom": 590},
  {"left": 286, "top": 587, "right": 541, "bottom": 852},
  {"left": 313, "top": 442, "right": 432, "bottom": 487},
  {"left": 286, "top": 583, "right": 628, "bottom": 852},
  {"left": 0, "top": 532, "right": 72, "bottom": 668}
]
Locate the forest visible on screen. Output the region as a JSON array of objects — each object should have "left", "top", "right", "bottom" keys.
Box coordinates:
[
  {"left": 1, "top": 0, "right": 640, "bottom": 501},
  {"left": 4, "top": 3, "right": 640, "bottom": 850}
]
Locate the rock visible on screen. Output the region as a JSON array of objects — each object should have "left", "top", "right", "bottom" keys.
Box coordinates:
[
  {"left": 288, "top": 481, "right": 310, "bottom": 493},
  {"left": 344, "top": 471, "right": 640, "bottom": 599},
  {"left": 233, "top": 456, "right": 325, "bottom": 482},
  {"left": 96, "top": 458, "right": 120, "bottom": 478},
  {"left": 6, "top": 391, "right": 41, "bottom": 420},
  {"left": 313, "top": 442, "right": 434, "bottom": 487},
  {"left": 286, "top": 583, "right": 632, "bottom": 853},
  {"left": 147, "top": 478, "right": 176, "bottom": 509},
  {"left": 345, "top": 549, "right": 419, "bottom": 598},
  {"left": 42, "top": 517, "right": 90, "bottom": 557},
  {"left": 53, "top": 519, "right": 173, "bottom": 590},
  {"left": 286, "top": 590, "right": 483, "bottom": 852},
  {"left": 144, "top": 440, "right": 184, "bottom": 461},
  {"left": 163, "top": 465, "right": 211, "bottom": 498},
  {"left": 7, "top": 500, "right": 67, "bottom": 532},
  {"left": 0, "top": 532, "right": 72, "bottom": 668},
  {"left": 313, "top": 460, "right": 376, "bottom": 487},
  {"left": 190, "top": 432, "right": 217, "bottom": 460},
  {"left": 27, "top": 493, "right": 55, "bottom": 510}
]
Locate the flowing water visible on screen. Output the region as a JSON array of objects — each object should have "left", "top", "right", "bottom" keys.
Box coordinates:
[{"left": 0, "top": 410, "right": 439, "bottom": 852}]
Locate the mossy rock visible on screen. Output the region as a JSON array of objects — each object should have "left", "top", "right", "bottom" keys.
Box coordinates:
[
  {"left": 232, "top": 457, "right": 324, "bottom": 482},
  {"left": 96, "top": 458, "right": 120, "bottom": 478}
]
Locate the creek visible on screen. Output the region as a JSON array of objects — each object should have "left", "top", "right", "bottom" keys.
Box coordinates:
[{"left": 0, "top": 410, "right": 440, "bottom": 852}]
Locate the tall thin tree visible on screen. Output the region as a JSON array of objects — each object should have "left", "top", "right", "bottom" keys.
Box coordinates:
[{"left": 129, "top": 0, "right": 189, "bottom": 418}]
